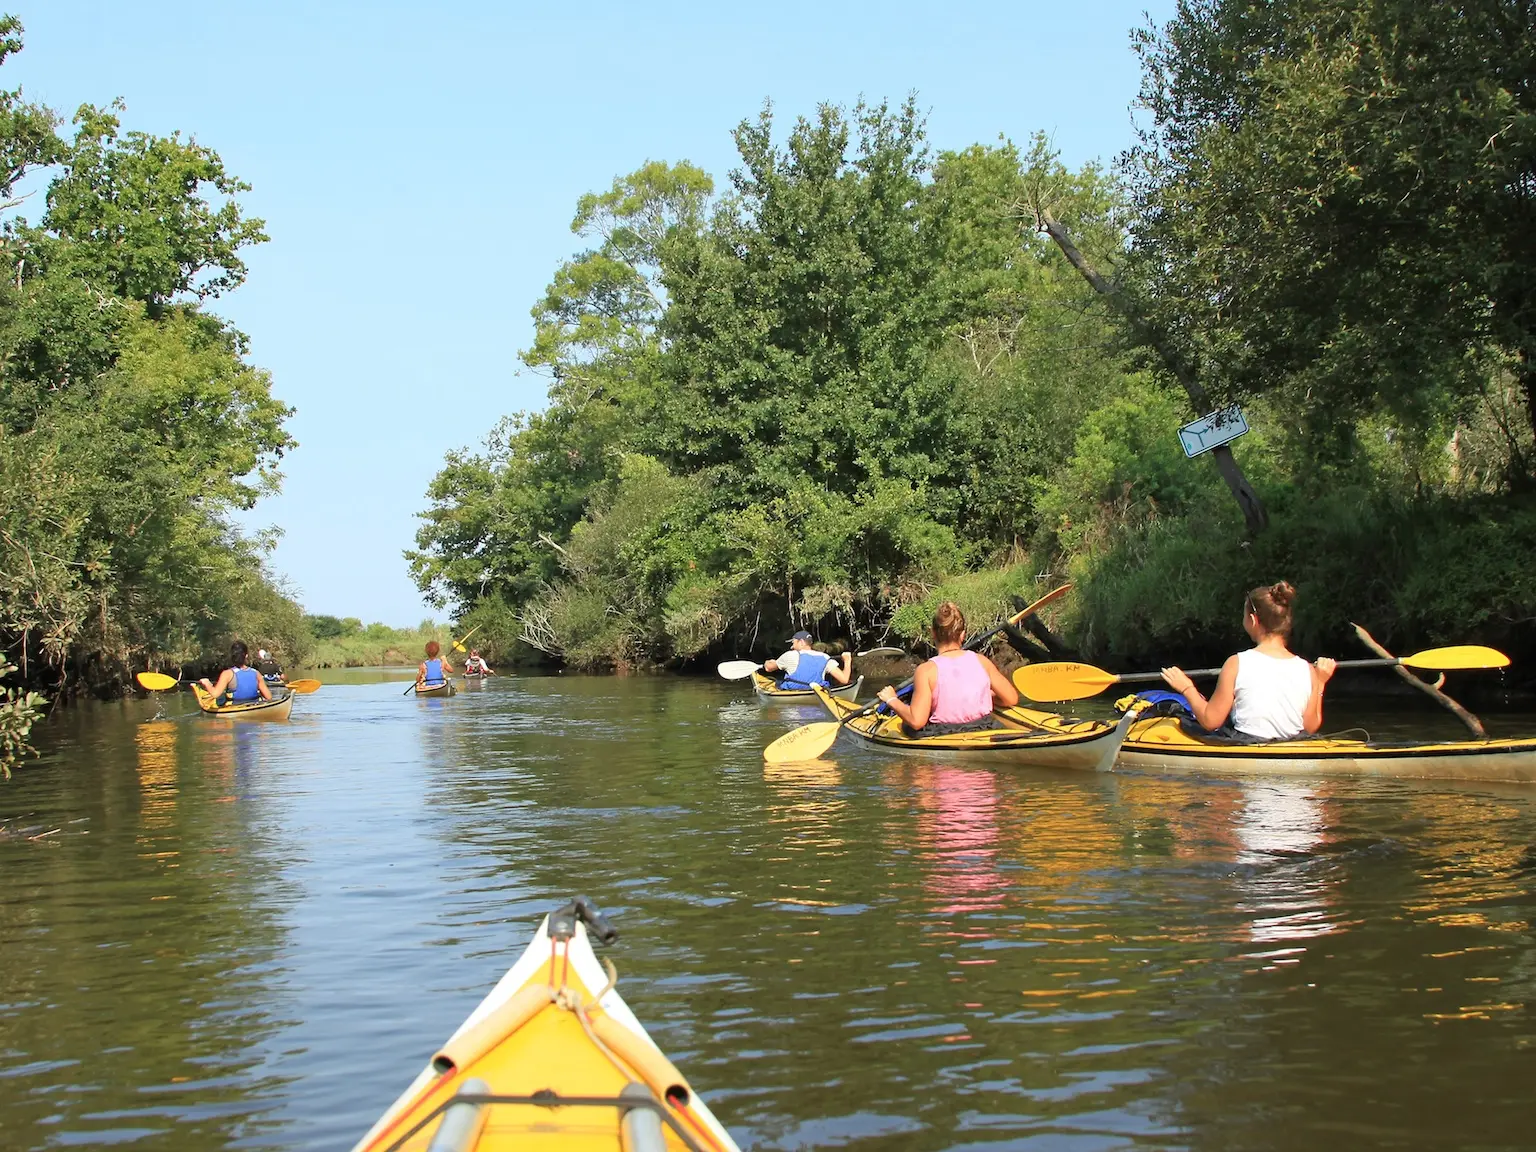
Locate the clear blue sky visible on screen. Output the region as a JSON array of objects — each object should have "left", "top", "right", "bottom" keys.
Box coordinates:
[{"left": 15, "top": 1, "right": 1172, "bottom": 625}]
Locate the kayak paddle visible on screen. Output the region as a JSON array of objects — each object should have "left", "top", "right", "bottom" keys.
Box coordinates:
[
  {"left": 855, "top": 646, "right": 906, "bottom": 657},
  {"left": 136, "top": 671, "right": 180, "bottom": 691},
  {"left": 717, "top": 660, "right": 761, "bottom": 680},
  {"left": 284, "top": 678, "right": 322, "bottom": 694},
  {"left": 764, "top": 583, "right": 1073, "bottom": 764},
  {"left": 1013, "top": 644, "right": 1511, "bottom": 702}
]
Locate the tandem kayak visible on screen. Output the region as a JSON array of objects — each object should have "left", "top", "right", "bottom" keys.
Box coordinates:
[
  {"left": 1118, "top": 713, "right": 1536, "bottom": 783},
  {"left": 752, "top": 670, "right": 863, "bottom": 704},
  {"left": 353, "top": 898, "right": 740, "bottom": 1152},
  {"left": 189, "top": 684, "right": 295, "bottom": 721},
  {"left": 811, "top": 685, "right": 1138, "bottom": 770},
  {"left": 415, "top": 681, "right": 457, "bottom": 698}
]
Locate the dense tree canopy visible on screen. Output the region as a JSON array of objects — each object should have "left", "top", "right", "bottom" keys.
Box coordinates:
[
  {"left": 416, "top": 3, "right": 1536, "bottom": 671},
  {"left": 0, "top": 17, "right": 300, "bottom": 699}
]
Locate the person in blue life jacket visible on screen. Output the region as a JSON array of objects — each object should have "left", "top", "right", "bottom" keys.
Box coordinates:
[
  {"left": 763, "top": 631, "right": 853, "bottom": 690},
  {"left": 418, "top": 640, "right": 450, "bottom": 688},
  {"left": 199, "top": 640, "right": 273, "bottom": 704}
]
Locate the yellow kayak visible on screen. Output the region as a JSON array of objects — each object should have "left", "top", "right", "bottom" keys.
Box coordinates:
[
  {"left": 353, "top": 899, "right": 740, "bottom": 1152},
  {"left": 1119, "top": 712, "right": 1536, "bottom": 782},
  {"left": 414, "top": 681, "right": 457, "bottom": 698},
  {"left": 751, "top": 670, "right": 862, "bottom": 703},
  {"left": 189, "top": 684, "right": 294, "bottom": 721},
  {"left": 811, "top": 685, "right": 1138, "bottom": 770}
]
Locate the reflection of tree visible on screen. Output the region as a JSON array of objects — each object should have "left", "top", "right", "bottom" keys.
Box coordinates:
[{"left": 0, "top": 708, "right": 293, "bottom": 1149}]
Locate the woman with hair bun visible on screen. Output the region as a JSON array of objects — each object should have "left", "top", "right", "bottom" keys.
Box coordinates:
[
  {"left": 1161, "top": 582, "right": 1337, "bottom": 740},
  {"left": 877, "top": 601, "right": 1019, "bottom": 733}
]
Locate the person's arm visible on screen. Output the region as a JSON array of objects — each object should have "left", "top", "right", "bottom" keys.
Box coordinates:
[
  {"left": 1162, "top": 655, "right": 1239, "bottom": 731},
  {"left": 762, "top": 660, "right": 780, "bottom": 673},
  {"left": 878, "top": 664, "right": 935, "bottom": 729},
  {"left": 979, "top": 654, "right": 1019, "bottom": 708},
  {"left": 826, "top": 652, "right": 852, "bottom": 686},
  {"left": 418, "top": 661, "right": 428, "bottom": 683},
  {"left": 1302, "top": 657, "right": 1337, "bottom": 733},
  {"left": 257, "top": 674, "right": 273, "bottom": 700},
  {"left": 202, "top": 669, "right": 235, "bottom": 698}
]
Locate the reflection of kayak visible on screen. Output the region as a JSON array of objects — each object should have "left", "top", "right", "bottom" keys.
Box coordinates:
[
  {"left": 1119, "top": 714, "right": 1536, "bottom": 782},
  {"left": 352, "top": 898, "right": 740, "bottom": 1152},
  {"left": 753, "top": 671, "right": 862, "bottom": 703},
  {"left": 811, "top": 685, "right": 1135, "bottom": 770},
  {"left": 190, "top": 684, "right": 294, "bottom": 721},
  {"left": 415, "top": 681, "right": 456, "bottom": 698}
]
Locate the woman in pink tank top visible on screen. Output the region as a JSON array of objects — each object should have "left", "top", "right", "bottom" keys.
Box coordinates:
[{"left": 877, "top": 602, "right": 1019, "bottom": 730}]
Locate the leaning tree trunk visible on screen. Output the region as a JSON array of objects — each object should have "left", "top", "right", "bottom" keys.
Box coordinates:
[{"left": 1035, "top": 209, "right": 1269, "bottom": 534}]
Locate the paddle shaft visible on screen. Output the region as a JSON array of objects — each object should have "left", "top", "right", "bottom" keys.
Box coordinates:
[{"left": 1119, "top": 656, "right": 1445, "bottom": 685}]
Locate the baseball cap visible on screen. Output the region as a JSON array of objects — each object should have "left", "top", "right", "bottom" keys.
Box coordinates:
[{"left": 786, "top": 630, "right": 812, "bottom": 643}]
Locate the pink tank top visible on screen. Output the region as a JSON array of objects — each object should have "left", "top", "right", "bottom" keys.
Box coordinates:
[{"left": 930, "top": 651, "right": 994, "bottom": 723}]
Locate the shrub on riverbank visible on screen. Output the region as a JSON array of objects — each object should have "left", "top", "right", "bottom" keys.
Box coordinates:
[{"left": 303, "top": 618, "right": 449, "bottom": 669}]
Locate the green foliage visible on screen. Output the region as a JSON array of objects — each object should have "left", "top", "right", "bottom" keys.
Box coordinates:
[
  {"left": 1070, "top": 487, "right": 1536, "bottom": 666},
  {"left": 303, "top": 618, "right": 447, "bottom": 669},
  {"left": 0, "top": 22, "right": 297, "bottom": 700},
  {"left": 1129, "top": 0, "right": 1536, "bottom": 464},
  {"left": 418, "top": 32, "right": 1536, "bottom": 673},
  {"left": 889, "top": 566, "right": 1045, "bottom": 649},
  {"left": 0, "top": 653, "right": 42, "bottom": 777}
]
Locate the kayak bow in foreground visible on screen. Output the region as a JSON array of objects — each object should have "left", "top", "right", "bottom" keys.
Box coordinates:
[{"left": 354, "top": 898, "right": 739, "bottom": 1152}]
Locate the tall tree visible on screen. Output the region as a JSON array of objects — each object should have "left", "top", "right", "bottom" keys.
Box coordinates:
[{"left": 1128, "top": 0, "right": 1536, "bottom": 464}]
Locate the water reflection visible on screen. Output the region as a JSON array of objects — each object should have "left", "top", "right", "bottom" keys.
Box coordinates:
[
  {"left": 1232, "top": 782, "right": 1338, "bottom": 946},
  {"left": 1, "top": 680, "right": 1534, "bottom": 1150}
]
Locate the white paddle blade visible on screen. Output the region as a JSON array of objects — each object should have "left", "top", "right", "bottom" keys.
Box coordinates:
[
  {"left": 1011, "top": 662, "right": 1120, "bottom": 702},
  {"left": 763, "top": 722, "right": 842, "bottom": 764},
  {"left": 856, "top": 646, "right": 906, "bottom": 658},
  {"left": 717, "top": 660, "right": 761, "bottom": 680}
]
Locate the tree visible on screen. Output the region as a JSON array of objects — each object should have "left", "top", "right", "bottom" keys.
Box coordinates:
[{"left": 1128, "top": 0, "right": 1536, "bottom": 466}]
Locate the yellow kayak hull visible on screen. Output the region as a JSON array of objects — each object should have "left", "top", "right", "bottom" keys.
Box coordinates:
[
  {"left": 190, "top": 685, "right": 294, "bottom": 721},
  {"left": 812, "top": 686, "right": 1136, "bottom": 770},
  {"left": 354, "top": 913, "right": 739, "bottom": 1152},
  {"left": 752, "top": 671, "right": 862, "bottom": 703},
  {"left": 1120, "top": 715, "right": 1536, "bottom": 783}
]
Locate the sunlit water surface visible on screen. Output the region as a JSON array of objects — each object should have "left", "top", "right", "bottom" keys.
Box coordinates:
[{"left": 2, "top": 673, "right": 1535, "bottom": 1150}]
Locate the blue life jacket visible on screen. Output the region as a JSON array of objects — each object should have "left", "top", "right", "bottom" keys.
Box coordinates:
[
  {"left": 231, "top": 667, "right": 260, "bottom": 701},
  {"left": 423, "top": 658, "right": 445, "bottom": 685},
  {"left": 781, "top": 650, "right": 832, "bottom": 690}
]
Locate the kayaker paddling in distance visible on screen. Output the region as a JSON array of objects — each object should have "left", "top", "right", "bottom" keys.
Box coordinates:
[
  {"left": 418, "top": 640, "right": 450, "bottom": 689},
  {"left": 877, "top": 602, "right": 1019, "bottom": 732},
  {"left": 199, "top": 640, "right": 273, "bottom": 704},
  {"left": 464, "top": 649, "right": 494, "bottom": 676},
  {"left": 764, "top": 630, "right": 854, "bottom": 690},
  {"left": 1161, "top": 581, "right": 1337, "bottom": 739}
]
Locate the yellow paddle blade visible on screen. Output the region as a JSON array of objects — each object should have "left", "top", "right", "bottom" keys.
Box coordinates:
[
  {"left": 284, "top": 678, "right": 322, "bottom": 694},
  {"left": 763, "top": 721, "right": 842, "bottom": 764},
  {"left": 1400, "top": 645, "right": 1510, "bottom": 670},
  {"left": 136, "top": 672, "right": 179, "bottom": 691},
  {"left": 1012, "top": 662, "right": 1121, "bottom": 702}
]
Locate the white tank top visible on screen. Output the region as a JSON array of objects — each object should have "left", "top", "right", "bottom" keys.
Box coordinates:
[{"left": 1229, "top": 648, "right": 1313, "bottom": 740}]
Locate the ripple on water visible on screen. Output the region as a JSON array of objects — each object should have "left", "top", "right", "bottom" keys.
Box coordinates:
[{"left": 1, "top": 680, "right": 1534, "bottom": 1149}]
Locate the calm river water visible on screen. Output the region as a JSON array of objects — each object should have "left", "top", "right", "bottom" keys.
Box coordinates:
[{"left": 2, "top": 673, "right": 1535, "bottom": 1150}]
